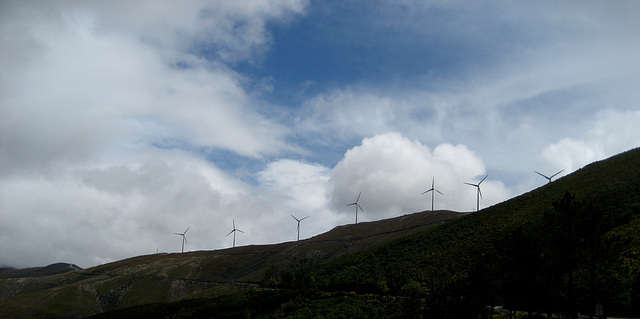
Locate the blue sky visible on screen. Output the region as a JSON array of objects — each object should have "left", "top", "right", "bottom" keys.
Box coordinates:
[
  {"left": 248, "top": 2, "right": 506, "bottom": 103},
  {"left": 1, "top": 0, "right": 639, "bottom": 268}
]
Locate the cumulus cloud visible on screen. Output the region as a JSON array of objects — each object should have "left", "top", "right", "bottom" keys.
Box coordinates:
[
  {"left": 328, "top": 133, "right": 511, "bottom": 220},
  {"left": 541, "top": 109, "right": 640, "bottom": 173}
]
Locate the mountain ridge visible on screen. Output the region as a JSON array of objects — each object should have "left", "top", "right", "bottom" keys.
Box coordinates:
[{"left": 0, "top": 263, "right": 81, "bottom": 279}]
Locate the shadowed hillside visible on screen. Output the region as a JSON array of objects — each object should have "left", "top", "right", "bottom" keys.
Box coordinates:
[
  {"left": 0, "top": 263, "right": 81, "bottom": 279},
  {"left": 307, "top": 147, "right": 640, "bottom": 318}
]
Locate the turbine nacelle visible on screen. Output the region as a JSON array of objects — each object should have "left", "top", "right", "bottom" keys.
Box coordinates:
[{"left": 290, "top": 214, "right": 309, "bottom": 223}]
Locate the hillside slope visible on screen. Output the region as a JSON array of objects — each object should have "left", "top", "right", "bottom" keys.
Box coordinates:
[{"left": 0, "top": 210, "right": 460, "bottom": 318}]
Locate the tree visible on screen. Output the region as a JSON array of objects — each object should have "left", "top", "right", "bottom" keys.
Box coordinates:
[{"left": 542, "top": 192, "right": 617, "bottom": 318}]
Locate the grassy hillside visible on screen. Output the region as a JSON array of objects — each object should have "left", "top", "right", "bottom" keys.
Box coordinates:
[
  {"left": 0, "top": 209, "right": 460, "bottom": 318},
  {"left": 2, "top": 147, "right": 640, "bottom": 318}
]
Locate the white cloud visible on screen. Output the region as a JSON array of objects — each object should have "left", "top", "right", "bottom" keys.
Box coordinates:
[
  {"left": 0, "top": 1, "right": 310, "bottom": 179},
  {"left": 541, "top": 109, "right": 640, "bottom": 173},
  {"left": 297, "top": 88, "right": 448, "bottom": 148},
  {"left": 0, "top": 149, "right": 250, "bottom": 267},
  {"left": 23, "top": 0, "right": 309, "bottom": 65},
  {"left": 0, "top": 0, "right": 310, "bottom": 268},
  {"left": 0, "top": 150, "right": 330, "bottom": 268},
  {"left": 293, "top": 1, "right": 640, "bottom": 188},
  {"left": 0, "top": 130, "right": 515, "bottom": 268},
  {"left": 541, "top": 138, "right": 598, "bottom": 174},
  {"left": 254, "top": 159, "right": 335, "bottom": 242},
  {"left": 0, "top": 148, "right": 337, "bottom": 268},
  {"left": 328, "top": 132, "right": 511, "bottom": 220}
]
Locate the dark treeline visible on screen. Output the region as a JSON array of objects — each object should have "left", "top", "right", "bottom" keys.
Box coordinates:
[{"left": 496, "top": 192, "right": 639, "bottom": 318}]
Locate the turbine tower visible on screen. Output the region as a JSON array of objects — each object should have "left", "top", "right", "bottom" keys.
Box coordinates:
[
  {"left": 535, "top": 169, "right": 564, "bottom": 184},
  {"left": 291, "top": 214, "right": 309, "bottom": 242},
  {"left": 174, "top": 227, "right": 190, "bottom": 253},
  {"left": 346, "top": 192, "right": 364, "bottom": 224},
  {"left": 422, "top": 176, "right": 444, "bottom": 211},
  {"left": 465, "top": 175, "right": 488, "bottom": 212},
  {"left": 226, "top": 219, "right": 244, "bottom": 248}
]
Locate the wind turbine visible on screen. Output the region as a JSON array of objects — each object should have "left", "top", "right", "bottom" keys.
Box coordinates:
[
  {"left": 465, "top": 175, "right": 488, "bottom": 212},
  {"left": 535, "top": 169, "right": 564, "bottom": 184},
  {"left": 174, "top": 227, "right": 190, "bottom": 253},
  {"left": 346, "top": 192, "right": 364, "bottom": 224},
  {"left": 226, "top": 219, "right": 244, "bottom": 248},
  {"left": 291, "top": 214, "right": 309, "bottom": 242},
  {"left": 422, "top": 176, "right": 444, "bottom": 211}
]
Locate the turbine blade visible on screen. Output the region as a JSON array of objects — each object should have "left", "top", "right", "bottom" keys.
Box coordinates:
[
  {"left": 535, "top": 171, "right": 549, "bottom": 179},
  {"left": 550, "top": 169, "right": 565, "bottom": 178},
  {"left": 356, "top": 192, "right": 361, "bottom": 203},
  {"left": 226, "top": 229, "right": 235, "bottom": 237},
  {"left": 232, "top": 219, "right": 235, "bottom": 229},
  {"left": 174, "top": 233, "right": 181, "bottom": 235},
  {"left": 465, "top": 182, "right": 477, "bottom": 187},
  {"left": 479, "top": 175, "right": 488, "bottom": 184},
  {"left": 184, "top": 227, "right": 190, "bottom": 234},
  {"left": 478, "top": 187, "right": 483, "bottom": 199},
  {"left": 301, "top": 216, "right": 309, "bottom": 221},
  {"left": 436, "top": 190, "right": 444, "bottom": 196},
  {"left": 431, "top": 177, "right": 435, "bottom": 188},
  {"left": 184, "top": 236, "right": 188, "bottom": 244},
  {"left": 357, "top": 204, "right": 363, "bottom": 212},
  {"left": 237, "top": 229, "right": 244, "bottom": 233},
  {"left": 346, "top": 202, "right": 356, "bottom": 206},
  {"left": 291, "top": 214, "right": 299, "bottom": 222},
  {"left": 422, "top": 189, "right": 433, "bottom": 195}
]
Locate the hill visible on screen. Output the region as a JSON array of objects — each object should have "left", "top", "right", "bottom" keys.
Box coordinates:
[
  {"left": 0, "top": 263, "right": 81, "bottom": 279},
  {"left": 2, "top": 147, "right": 640, "bottom": 318},
  {"left": 0, "top": 209, "right": 461, "bottom": 318}
]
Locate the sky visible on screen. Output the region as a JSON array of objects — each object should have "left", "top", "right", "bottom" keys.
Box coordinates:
[{"left": 1, "top": 0, "right": 639, "bottom": 269}]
